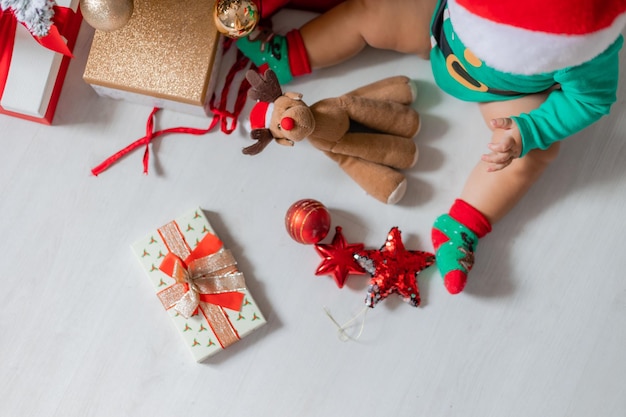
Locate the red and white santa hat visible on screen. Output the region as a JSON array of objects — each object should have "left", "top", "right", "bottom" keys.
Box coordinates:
[
  {"left": 249, "top": 101, "right": 274, "bottom": 130},
  {"left": 448, "top": 0, "right": 626, "bottom": 74}
]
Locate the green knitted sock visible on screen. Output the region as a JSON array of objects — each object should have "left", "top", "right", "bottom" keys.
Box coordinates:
[
  {"left": 431, "top": 199, "right": 491, "bottom": 294},
  {"left": 236, "top": 31, "right": 294, "bottom": 84}
]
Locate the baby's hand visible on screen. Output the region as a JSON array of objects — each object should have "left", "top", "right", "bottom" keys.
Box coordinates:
[{"left": 481, "top": 118, "right": 522, "bottom": 172}]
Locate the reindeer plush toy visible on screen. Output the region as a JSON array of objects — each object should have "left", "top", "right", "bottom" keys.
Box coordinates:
[{"left": 242, "top": 69, "right": 421, "bottom": 204}]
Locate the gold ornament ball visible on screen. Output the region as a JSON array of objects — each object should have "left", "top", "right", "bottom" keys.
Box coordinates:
[
  {"left": 80, "top": 0, "right": 134, "bottom": 32},
  {"left": 214, "top": 0, "right": 259, "bottom": 39}
]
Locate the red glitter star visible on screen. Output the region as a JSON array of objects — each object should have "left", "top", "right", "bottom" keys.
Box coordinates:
[
  {"left": 355, "top": 227, "right": 434, "bottom": 308},
  {"left": 314, "top": 226, "right": 366, "bottom": 288}
]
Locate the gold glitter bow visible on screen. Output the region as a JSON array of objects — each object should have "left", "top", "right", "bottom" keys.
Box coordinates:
[
  {"left": 155, "top": 220, "right": 247, "bottom": 348},
  {"left": 157, "top": 249, "right": 247, "bottom": 318}
]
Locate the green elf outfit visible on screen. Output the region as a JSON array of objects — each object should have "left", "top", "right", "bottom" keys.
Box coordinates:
[
  {"left": 236, "top": 0, "right": 626, "bottom": 294},
  {"left": 431, "top": 0, "right": 626, "bottom": 294}
]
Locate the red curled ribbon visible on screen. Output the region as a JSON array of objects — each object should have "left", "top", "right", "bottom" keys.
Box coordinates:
[
  {"left": 155, "top": 220, "right": 247, "bottom": 349},
  {"left": 91, "top": 43, "right": 255, "bottom": 176}
]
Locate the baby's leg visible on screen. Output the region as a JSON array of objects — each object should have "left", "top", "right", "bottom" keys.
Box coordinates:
[
  {"left": 462, "top": 93, "right": 560, "bottom": 223},
  {"left": 237, "top": 0, "right": 438, "bottom": 83},
  {"left": 433, "top": 93, "right": 560, "bottom": 294},
  {"left": 301, "top": 0, "right": 438, "bottom": 68}
]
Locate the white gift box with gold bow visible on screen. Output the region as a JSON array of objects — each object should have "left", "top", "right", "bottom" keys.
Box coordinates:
[{"left": 132, "top": 207, "right": 266, "bottom": 362}]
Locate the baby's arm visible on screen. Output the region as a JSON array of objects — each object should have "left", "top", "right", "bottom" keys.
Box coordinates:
[
  {"left": 512, "top": 37, "right": 623, "bottom": 157},
  {"left": 482, "top": 36, "right": 622, "bottom": 171}
]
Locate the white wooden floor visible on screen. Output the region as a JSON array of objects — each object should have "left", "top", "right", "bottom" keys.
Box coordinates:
[{"left": 1, "top": 12, "right": 625, "bottom": 417}]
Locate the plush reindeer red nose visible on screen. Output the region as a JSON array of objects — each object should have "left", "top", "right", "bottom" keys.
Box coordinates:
[{"left": 281, "top": 117, "right": 295, "bottom": 131}]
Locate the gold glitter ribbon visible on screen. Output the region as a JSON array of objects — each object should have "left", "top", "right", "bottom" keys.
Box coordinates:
[
  {"left": 156, "top": 220, "right": 247, "bottom": 348},
  {"left": 158, "top": 250, "right": 246, "bottom": 318}
]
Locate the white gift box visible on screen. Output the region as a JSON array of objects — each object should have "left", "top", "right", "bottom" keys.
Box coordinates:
[
  {"left": 0, "top": 0, "right": 81, "bottom": 124},
  {"left": 132, "top": 207, "right": 267, "bottom": 362}
]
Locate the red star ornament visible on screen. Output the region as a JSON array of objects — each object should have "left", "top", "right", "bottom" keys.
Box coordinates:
[
  {"left": 354, "top": 227, "right": 435, "bottom": 308},
  {"left": 314, "top": 226, "right": 366, "bottom": 288}
]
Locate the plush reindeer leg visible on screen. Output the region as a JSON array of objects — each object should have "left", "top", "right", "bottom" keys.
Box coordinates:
[
  {"left": 326, "top": 132, "right": 418, "bottom": 169},
  {"left": 323, "top": 152, "right": 408, "bottom": 205},
  {"left": 315, "top": 96, "right": 421, "bottom": 138},
  {"left": 344, "top": 76, "right": 417, "bottom": 105}
]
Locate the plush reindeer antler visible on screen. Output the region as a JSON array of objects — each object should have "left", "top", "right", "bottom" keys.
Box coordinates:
[
  {"left": 242, "top": 129, "right": 275, "bottom": 155},
  {"left": 246, "top": 69, "right": 283, "bottom": 103}
]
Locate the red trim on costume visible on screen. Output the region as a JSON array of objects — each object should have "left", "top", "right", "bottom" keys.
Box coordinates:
[{"left": 455, "top": 0, "right": 626, "bottom": 34}]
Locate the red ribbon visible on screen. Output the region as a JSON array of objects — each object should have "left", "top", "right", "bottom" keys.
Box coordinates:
[
  {"left": 0, "top": 7, "right": 76, "bottom": 105},
  {"left": 36, "top": 7, "right": 75, "bottom": 57},
  {"left": 91, "top": 43, "right": 255, "bottom": 176}
]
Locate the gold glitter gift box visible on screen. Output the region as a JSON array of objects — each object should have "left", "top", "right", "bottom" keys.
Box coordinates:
[{"left": 83, "top": 0, "right": 222, "bottom": 116}]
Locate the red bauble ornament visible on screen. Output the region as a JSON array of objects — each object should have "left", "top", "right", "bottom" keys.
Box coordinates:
[{"left": 285, "top": 199, "right": 331, "bottom": 244}]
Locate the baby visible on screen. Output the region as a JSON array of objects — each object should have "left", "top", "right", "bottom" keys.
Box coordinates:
[{"left": 236, "top": 0, "right": 626, "bottom": 294}]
